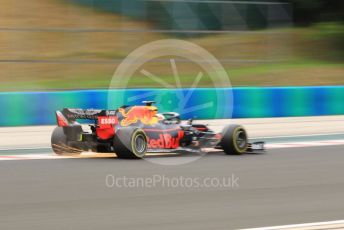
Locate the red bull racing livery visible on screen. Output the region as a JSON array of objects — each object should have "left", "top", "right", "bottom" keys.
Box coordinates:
[{"left": 51, "top": 101, "right": 264, "bottom": 159}]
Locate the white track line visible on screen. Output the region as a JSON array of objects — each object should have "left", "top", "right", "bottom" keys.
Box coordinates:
[
  {"left": 0, "top": 140, "right": 343, "bottom": 161},
  {"left": 240, "top": 219, "right": 344, "bottom": 230},
  {"left": 267, "top": 140, "right": 344, "bottom": 149},
  {"left": 0, "top": 146, "right": 50, "bottom": 151},
  {"left": 0, "top": 152, "right": 182, "bottom": 161},
  {"left": 256, "top": 132, "right": 344, "bottom": 139},
  {"left": 0, "top": 154, "right": 76, "bottom": 161}
]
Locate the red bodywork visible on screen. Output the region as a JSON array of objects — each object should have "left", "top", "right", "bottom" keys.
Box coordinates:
[{"left": 96, "top": 116, "right": 118, "bottom": 140}]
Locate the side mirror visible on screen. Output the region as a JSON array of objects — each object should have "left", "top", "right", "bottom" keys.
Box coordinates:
[{"left": 180, "top": 124, "right": 192, "bottom": 131}]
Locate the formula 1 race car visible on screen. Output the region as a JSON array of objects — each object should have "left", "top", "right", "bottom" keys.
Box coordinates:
[{"left": 51, "top": 101, "right": 264, "bottom": 159}]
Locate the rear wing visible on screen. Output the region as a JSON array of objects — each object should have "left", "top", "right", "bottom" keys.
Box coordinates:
[{"left": 55, "top": 108, "right": 117, "bottom": 127}]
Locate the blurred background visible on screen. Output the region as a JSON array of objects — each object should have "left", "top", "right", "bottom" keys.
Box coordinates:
[{"left": 0, "top": 0, "right": 343, "bottom": 91}]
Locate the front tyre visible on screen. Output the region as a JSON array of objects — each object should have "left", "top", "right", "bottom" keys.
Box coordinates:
[
  {"left": 220, "top": 124, "right": 248, "bottom": 155},
  {"left": 113, "top": 127, "right": 147, "bottom": 159},
  {"left": 51, "top": 127, "right": 82, "bottom": 155}
]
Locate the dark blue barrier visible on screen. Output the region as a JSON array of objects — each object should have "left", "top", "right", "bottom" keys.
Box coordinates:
[{"left": 0, "top": 86, "right": 343, "bottom": 126}]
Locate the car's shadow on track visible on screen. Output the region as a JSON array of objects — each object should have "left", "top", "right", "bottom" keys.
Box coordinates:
[{"left": 66, "top": 149, "right": 265, "bottom": 162}]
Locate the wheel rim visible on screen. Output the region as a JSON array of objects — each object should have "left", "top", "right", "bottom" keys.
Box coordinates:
[
  {"left": 134, "top": 134, "right": 146, "bottom": 154},
  {"left": 235, "top": 130, "right": 247, "bottom": 149}
]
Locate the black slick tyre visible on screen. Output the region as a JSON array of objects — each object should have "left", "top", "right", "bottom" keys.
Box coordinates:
[
  {"left": 51, "top": 127, "right": 82, "bottom": 155},
  {"left": 220, "top": 124, "right": 248, "bottom": 155},
  {"left": 113, "top": 127, "right": 147, "bottom": 159}
]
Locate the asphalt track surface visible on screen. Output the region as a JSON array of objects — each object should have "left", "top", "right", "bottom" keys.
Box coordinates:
[{"left": 0, "top": 145, "right": 344, "bottom": 230}]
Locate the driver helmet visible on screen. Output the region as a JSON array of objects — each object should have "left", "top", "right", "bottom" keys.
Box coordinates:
[{"left": 155, "top": 113, "right": 165, "bottom": 120}]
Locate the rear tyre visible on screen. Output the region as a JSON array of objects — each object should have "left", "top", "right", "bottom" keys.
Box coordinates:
[
  {"left": 51, "top": 127, "right": 82, "bottom": 155},
  {"left": 220, "top": 124, "right": 248, "bottom": 155},
  {"left": 113, "top": 127, "right": 147, "bottom": 159}
]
